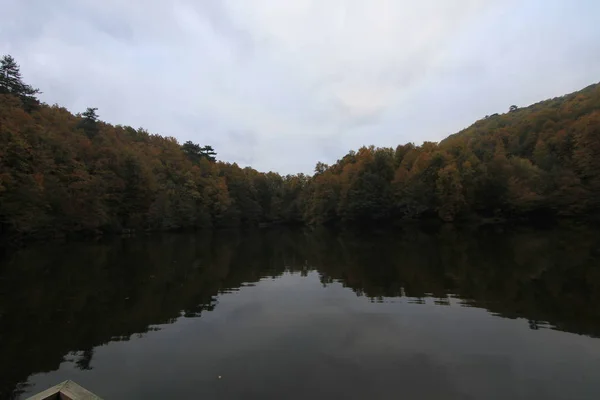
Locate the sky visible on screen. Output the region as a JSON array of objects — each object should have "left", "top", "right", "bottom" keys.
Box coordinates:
[{"left": 1, "top": 0, "right": 599, "bottom": 174}]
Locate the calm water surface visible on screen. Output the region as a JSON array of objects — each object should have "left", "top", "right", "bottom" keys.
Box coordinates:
[{"left": 1, "top": 226, "right": 600, "bottom": 399}]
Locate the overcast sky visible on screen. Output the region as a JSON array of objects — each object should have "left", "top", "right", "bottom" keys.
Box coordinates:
[{"left": 2, "top": 1, "right": 599, "bottom": 174}]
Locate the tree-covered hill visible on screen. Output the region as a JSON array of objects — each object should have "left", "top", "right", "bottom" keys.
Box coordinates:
[
  {"left": 1, "top": 54, "right": 598, "bottom": 240},
  {"left": 305, "top": 83, "right": 600, "bottom": 224}
]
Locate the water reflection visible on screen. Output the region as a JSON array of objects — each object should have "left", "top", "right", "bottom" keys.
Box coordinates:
[{"left": 1, "top": 226, "right": 599, "bottom": 398}]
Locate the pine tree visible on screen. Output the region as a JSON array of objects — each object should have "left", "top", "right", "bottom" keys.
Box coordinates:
[
  {"left": 0, "top": 55, "right": 40, "bottom": 96},
  {"left": 0, "top": 54, "right": 41, "bottom": 111},
  {"left": 77, "top": 107, "right": 100, "bottom": 138},
  {"left": 182, "top": 141, "right": 217, "bottom": 163},
  {"left": 200, "top": 145, "right": 217, "bottom": 162}
]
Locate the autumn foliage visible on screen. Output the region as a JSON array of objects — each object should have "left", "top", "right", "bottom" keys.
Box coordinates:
[
  {"left": 304, "top": 84, "right": 600, "bottom": 224},
  {"left": 1, "top": 55, "right": 599, "bottom": 240}
]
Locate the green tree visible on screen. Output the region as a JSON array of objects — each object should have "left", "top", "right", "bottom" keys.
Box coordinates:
[
  {"left": 77, "top": 107, "right": 100, "bottom": 139},
  {"left": 200, "top": 145, "right": 217, "bottom": 162},
  {"left": 182, "top": 141, "right": 217, "bottom": 163},
  {"left": 0, "top": 55, "right": 40, "bottom": 111},
  {"left": 0, "top": 55, "right": 39, "bottom": 97}
]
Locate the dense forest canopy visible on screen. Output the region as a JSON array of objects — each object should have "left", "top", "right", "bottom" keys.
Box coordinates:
[{"left": 1, "top": 54, "right": 599, "bottom": 240}]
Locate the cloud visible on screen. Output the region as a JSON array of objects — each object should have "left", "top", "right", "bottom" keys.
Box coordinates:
[{"left": 1, "top": 0, "right": 599, "bottom": 174}]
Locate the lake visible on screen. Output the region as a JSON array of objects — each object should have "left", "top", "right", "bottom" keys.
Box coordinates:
[{"left": 1, "top": 226, "right": 600, "bottom": 399}]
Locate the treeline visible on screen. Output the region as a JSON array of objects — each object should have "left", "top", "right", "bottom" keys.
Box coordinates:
[
  {"left": 1, "top": 54, "right": 599, "bottom": 239},
  {"left": 0, "top": 55, "right": 309, "bottom": 239},
  {"left": 306, "top": 85, "right": 600, "bottom": 224}
]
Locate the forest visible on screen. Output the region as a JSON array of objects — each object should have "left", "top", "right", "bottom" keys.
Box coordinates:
[{"left": 1, "top": 54, "right": 599, "bottom": 240}]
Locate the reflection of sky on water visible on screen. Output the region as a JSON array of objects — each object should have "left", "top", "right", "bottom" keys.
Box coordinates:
[{"left": 25, "top": 271, "right": 600, "bottom": 400}]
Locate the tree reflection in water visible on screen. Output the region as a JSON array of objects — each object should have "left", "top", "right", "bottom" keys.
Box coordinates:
[{"left": 1, "top": 225, "right": 599, "bottom": 398}]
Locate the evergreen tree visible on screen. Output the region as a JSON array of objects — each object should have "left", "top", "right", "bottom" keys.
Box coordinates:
[
  {"left": 200, "top": 145, "right": 217, "bottom": 162},
  {"left": 182, "top": 141, "right": 217, "bottom": 163},
  {"left": 77, "top": 107, "right": 100, "bottom": 139},
  {"left": 0, "top": 54, "right": 40, "bottom": 111}
]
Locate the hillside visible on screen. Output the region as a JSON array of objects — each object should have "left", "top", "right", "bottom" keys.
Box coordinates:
[
  {"left": 305, "top": 83, "right": 600, "bottom": 224},
  {"left": 0, "top": 55, "right": 308, "bottom": 240},
  {"left": 1, "top": 54, "right": 599, "bottom": 240}
]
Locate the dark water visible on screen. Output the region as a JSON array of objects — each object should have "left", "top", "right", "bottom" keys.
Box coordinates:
[{"left": 2, "top": 226, "right": 600, "bottom": 400}]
